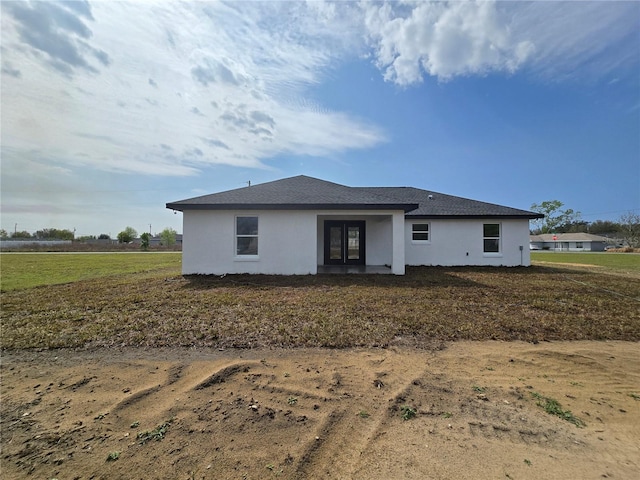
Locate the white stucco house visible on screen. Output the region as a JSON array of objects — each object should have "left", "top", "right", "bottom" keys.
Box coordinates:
[
  {"left": 529, "top": 233, "right": 610, "bottom": 252},
  {"left": 166, "top": 176, "right": 543, "bottom": 275}
]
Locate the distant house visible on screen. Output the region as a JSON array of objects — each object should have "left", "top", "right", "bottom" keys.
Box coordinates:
[
  {"left": 529, "top": 233, "right": 609, "bottom": 252},
  {"left": 149, "top": 234, "right": 183, "bottom": 247},
  {"left": 131, "top": 235, "right": 183, "bottom": 247},
  {"left": 166, "top": 175, "right": 543, "bottom": 275}
]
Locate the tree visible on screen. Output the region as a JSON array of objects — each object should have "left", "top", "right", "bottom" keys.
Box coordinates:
[
  {"left": 98, "top": 234, "right": 111, "bottom": 240},
  {"left": 530, "top": 200, "right": 581, "bottom": 234},
  {"left": 159, "top": 227, "right": 177, "bottom": 247},
  {"left": 588, "top": 220, "right": 621, "bottom": 236},
  {"left": 560, "top": 220, "right": 589, "bottom": 233},
  {"left": 140, "top": 232, "right": 151, "bottom": 251},
  {"left": 11, "top": 230, "right": 32, "bottom": 239},
  {"left": 36, "top": 228, "right": 74, "bottom": 240},
  {"left": 0, "top": 229, "right": 8, "bottom": 239},
  {"left": 117, "top": 226, "right": 137, "bottom": 244},
  {"left": 618, "top": 211, "right": 640, "bottom": 248}
]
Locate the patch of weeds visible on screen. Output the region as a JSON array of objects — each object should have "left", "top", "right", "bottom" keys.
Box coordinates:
[
  {"left": 283, "top": 372, "right": 291, "bottom": 378},
  {"left": 358, "top": 410, "right": 370, "bottom": 419},
  {"left": 441, "top": 412, "right": 453, "bottom": 419},
  {"left": 472, "top": 385, "right": 486, "bottom": 393},
  {"left": 569, "top": 381, "right": 584, "bottom": 387},
  {"left": 629, "top": 393, "right": 640, "bottom": 401},
  {"left": 524, "top": 459, "right": 532, "bottom": 466},
  {"left": 287, "top": 396, "right": 298, "bottom": 406},
  {"left": 130, "top": 421, "right": 140, "bottom": 428},
  {"left": 137, "top": 419, "right": 174, "bottom": 444},
  {"left": 94, "top": 413, "right": 108, "bottom": 420},
  {"left": 531, "top": 392, "right": 585, "bottom": 427},
  {"left": 485, "top": 367, "right": 495, "bottom": 371},
  {"left": 106, "top": 451, "right": 120, "bottom": 462},
  {"left": 400, "top": 405, "right": 417, "bottom": 421},
  {"left": 266, "top": 464, "right": 275, "bottom": 471}
]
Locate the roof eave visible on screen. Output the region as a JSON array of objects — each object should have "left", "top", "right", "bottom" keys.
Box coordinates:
[
  {"left": 166, "top": 203, "right": 419, "bottom": 213},
  {"left": 406, "top": 214, "right": 545, "bottom": 220}
]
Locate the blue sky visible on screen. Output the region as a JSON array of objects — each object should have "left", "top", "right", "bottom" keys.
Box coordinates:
[{"left": 1, "top": 1, "right": 638, "bottom": 238}]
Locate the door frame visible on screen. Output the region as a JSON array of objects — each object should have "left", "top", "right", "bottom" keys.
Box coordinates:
[{"left": 323, "top": 220, "right": 366, "bottom": 265}]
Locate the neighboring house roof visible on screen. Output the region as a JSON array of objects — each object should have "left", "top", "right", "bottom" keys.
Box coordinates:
[
  {"left": 167, "top": 175, "right": 543, "bottom": 219},
  {"left": 530, "top": 233, "right": 610, "bottom": 242}
]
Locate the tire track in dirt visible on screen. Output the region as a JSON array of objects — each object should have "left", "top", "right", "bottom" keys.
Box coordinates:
[
  {"left": 3, "top": 343, "right": 637, "bottom": 480},
  {"left": 292, "top": 353, "right": 430, "bottom": 479},
  {"left": 293, "top": 408, "right": 350, "bottom": 479},
  {"left": 110, "top": 363, "right": 187, "bottom": 416},
  {"left": 108, "top": 361, "right": 262, "bottom": 421},
  {"left": 193, "top": 363, "right": 255, "bottom": 390}
]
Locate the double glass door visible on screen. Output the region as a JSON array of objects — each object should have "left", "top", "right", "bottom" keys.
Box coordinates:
[{"left": 324, "top": 221, "right": 365, "bottom": 265}]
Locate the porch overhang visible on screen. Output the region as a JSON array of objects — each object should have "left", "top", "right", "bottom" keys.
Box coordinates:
[{"left": 316, "top": 211, "right": 406, "bottom": 275}]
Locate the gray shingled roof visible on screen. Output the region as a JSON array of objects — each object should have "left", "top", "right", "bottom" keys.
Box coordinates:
[
  {"left": 166, "top": 175, "right": 542, "bottom": 219},
  {"left": 530, "top": 233, "right": 609, "bottom": 242},
  {"left": 166, "top": 176, "right": 418, "bottom": 212},
  {"left": 359, "top": 187, "right": 543, "bottom": 218}
]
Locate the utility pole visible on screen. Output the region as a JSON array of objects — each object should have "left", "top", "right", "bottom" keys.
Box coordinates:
[{"left": 149, "top": 224, "right": 152, "bottom": 235}]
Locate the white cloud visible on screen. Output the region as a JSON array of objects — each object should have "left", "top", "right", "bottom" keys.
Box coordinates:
[
  {"left": 362, "top": 1, "right": 534, "bottom": 84},
  {"left": 361, "top": 0, "right": 639, "bottom": 85},
  {"left": 509, "top": 1, "right": 640, "bottom": 81},
  {"left": 1, "top": 0, "right": 382, "bottom": 180}
]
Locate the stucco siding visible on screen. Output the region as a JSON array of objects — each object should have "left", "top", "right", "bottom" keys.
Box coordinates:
[
  {"left": 182, "top": 210, "right": 317, "bottom": 275},
  {"left": 181, "top": 211, "right": 531, "bottom": 274},
  {"left": 405, "top": 218, "right": 531, "bottom": 267},
  {"left": 366, "top": 216, "right": 392, "bottom": 266}
]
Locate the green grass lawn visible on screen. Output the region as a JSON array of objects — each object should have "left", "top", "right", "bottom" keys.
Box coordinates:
[
  {"left": 0, "top": 252, "right": 181, "bottom": 291},
  {"left": 531, "top": 252, "right": 640, "bottom": 276}
]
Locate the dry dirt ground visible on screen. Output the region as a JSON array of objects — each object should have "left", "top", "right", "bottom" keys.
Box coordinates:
[{"left": 2, "top": 341, "right": 638, "bottom": 480}]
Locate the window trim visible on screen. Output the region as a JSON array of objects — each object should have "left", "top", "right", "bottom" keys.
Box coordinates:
[
  {"left": 411, "top": 222, "right": 430, "bottom": 243},
  {"left": 482, "top": 222, "right": 502, "bottom": 256},
  {"left": 235, "top": 215, "right": 259, "bottom": 259}
]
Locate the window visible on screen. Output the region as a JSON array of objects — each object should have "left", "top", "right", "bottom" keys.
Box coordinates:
[
  {"left": 236, "top": 216, "right": 258, "bottom": 256},
  {"left": 483, "top": 223, "right": 500, "bottom": 253},
  {"left": 576, "top": 242, "right": 583, "bottom": 249},
  {"left": 412, "top": 223, "right": 430, "bottom": 241}
]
